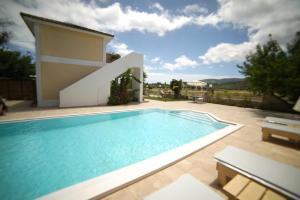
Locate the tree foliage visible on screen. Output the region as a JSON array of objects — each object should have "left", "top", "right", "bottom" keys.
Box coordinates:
[
  {"left": 0, "top": 49, "right": 35, "bottom": 80},
  {"left": 238, "top": 33, "right": 300, "bottom": 101},
  {"left": 108, "top": 69, "right": 141, "bottom": 105},
  {"left": 143, "top": 71, "right": 147, "bottom": 82},
  {"left": 0, "top": 31, "right": 11, "bottom": 47},
  {"left": 0, "top": 20, "right": 12, "bottom": 47},
  {"left": 170, "top": 79, "right": 182, "bottom": 98},
  {"left": 106, "top": 52, "right": 121, "bottom": 63},
  {"left": 0, "top": 22, "right": 35, "bottom": 80},
  {"left": 285, "top": 32, "right": 300, "bottom": 100}
]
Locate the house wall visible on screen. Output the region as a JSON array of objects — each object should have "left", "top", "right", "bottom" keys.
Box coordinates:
[
  {"left": 39, "top": 24, "right": 103, "bottom": 61},
  {"left": 40, "top": 62, "right": 98, "bottom": 100},
  {"left": 35, "top": 23, "right": 108, "bottom": 106}
]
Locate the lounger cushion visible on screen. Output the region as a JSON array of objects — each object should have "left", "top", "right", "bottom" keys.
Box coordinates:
[
  {"left": 262, "top": 122, "right": 300, "bottom": 135},
  {"left": 266, "top": 117, "right": 300, "bottom": 126},
  {"left": 214, "top": 146, "right": 300, "bottom": 199},
  {"left": 144, "top": 174, "right": 225, "bottom": 200}
]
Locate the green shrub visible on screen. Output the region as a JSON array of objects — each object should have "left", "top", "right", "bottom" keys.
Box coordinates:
[
  {"left": 107, "top": 69, "right": 141, "bottom": 105},
  {"left": 108, "top": 95, "right": 121, "bottom": 105}
]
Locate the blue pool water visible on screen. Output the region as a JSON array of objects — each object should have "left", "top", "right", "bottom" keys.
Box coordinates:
[{"left": 0, "top": 109, "right": 228, "bottom": 199}]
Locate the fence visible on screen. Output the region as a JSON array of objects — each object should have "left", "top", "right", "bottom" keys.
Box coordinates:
[{"left": 0, "top": 79, "right": 36, "bottom": 100}]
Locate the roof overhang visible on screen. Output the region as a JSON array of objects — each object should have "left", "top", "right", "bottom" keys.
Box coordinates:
[{"left": 20, "top": 12, "right": 114, "bottom": 42}]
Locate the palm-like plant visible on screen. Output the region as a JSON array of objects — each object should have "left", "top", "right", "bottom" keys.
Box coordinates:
[
  {"left": 170, "top": 79, "right": 183, "bottom": 98},
  {"left": 108, "top": 69, "right": 141, "bottom": 105}
]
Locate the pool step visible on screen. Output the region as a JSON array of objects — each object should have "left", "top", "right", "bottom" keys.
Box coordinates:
[
  {"left": 181, "top": 112, "right": 217, "bottom": 122},
  {"left": 168, "top": 113, "right": 217, "bottom": 126},
  {"left": 170, "top": 113, "right": 214, "bottom": 123},
  {"left": 175, "top": 113, "right": 215, "bottom": 123}
]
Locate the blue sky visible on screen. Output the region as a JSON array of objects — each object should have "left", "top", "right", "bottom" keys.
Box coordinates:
[{"left": 1, "top": 0, "right": 300, "bottom": 83}]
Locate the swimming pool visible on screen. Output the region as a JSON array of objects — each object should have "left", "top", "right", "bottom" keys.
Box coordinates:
[{"left": 0, "top": 109, "right": 239, "bottom": 199}]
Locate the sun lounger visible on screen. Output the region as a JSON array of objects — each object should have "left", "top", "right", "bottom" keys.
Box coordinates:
[
  {"left": 262, "top": 122, "right": 300, "bottom": 142},
  {"left": 144, "top": 174, "right": 225, "bottom": 200},
  {"left": 192, "top": 96, "right": 204, "bottom": 103},
  {"left": 214, "top": 146, "right": 300, "bottom": 200},
  {"left": 265, "top": 117, "right": 300, "bottom": 126}
]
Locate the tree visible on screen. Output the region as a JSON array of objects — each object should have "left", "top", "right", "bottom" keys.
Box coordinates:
[
  {"left": 143, "top": 71, "right": 147, "bottom": 95},
  {"left": 285, "top": 32, "right": 300, "bottom": 101},
  {"left": 0, "top": 31, "right": 10, "bottom": 47},
  {"left": 108, "top": 69, "right": 141, "bottom": 105},
  {"left": 0, "top": 21, "right": 35, "bottom": 80},
  {"left": 170, "top": 79, "right": 182, "bottom": 98},
  {"left": 106, "top": 52, "right": 121, "bottom": 63},
  {"left": 0, "top": 49, "right": 35, "bottom": 80},
  {"left": 0, "top": 20, "right": 12, "bottom": 47},
  {"left": 237, "top": 35, "right": 288, "bottom": 97},
  {"left": 143, "top": 71, "right": 147, "bottom": 82}
]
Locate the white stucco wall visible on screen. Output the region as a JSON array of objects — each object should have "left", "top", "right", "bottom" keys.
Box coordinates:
[{"left": 59, "top": 53, "right": 143, "bottom": 107}]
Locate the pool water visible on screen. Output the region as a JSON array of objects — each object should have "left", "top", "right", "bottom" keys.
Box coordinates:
[{"left": 0, "top": 109, "right": 228, "bottom": 199}]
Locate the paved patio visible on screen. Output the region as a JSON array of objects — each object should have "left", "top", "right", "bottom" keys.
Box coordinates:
[{"left": 1, "top": 100, "right": 300, "bottom": 199}]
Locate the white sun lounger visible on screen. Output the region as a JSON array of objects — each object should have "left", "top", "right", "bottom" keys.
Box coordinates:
[
  {"left": 191, "top": 96, "right": 204, "bottom": 103},
  {"left": 144, "top": 174, "right": 225, "bottom": 200},
  {"left": 265, "top": 117, "right": 300, "bottom": 126},
  {"left": 262, "top": 121, "right": 300, "bottom": 141},
  {"left": 214, "top": 146, "right": 300, "bottom": 200}
]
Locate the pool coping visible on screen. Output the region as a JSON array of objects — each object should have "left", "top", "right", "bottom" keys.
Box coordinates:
[{"left": 0, "top": 108, "right": 243, "bottom": 200}]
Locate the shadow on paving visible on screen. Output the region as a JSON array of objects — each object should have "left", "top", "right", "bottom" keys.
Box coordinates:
[
  {"left": 262, "top": 136, "right": 300, "bottom": 150},
  {"left": 246, "top": 107, "right": 300, "bottom": 120}
]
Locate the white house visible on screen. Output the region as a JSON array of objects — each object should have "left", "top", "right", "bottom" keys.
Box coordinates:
[{"left": 21, "top": 12, "right": 143, "bottom": 107}]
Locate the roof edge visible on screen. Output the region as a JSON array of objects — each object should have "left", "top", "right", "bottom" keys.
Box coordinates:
[{"left": 20, "top": 12, "right": 114, "bottom": 38}]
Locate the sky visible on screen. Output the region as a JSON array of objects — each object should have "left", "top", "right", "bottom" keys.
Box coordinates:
[{"left": 1, "top": 0, "right": 300, "bottom": 83}]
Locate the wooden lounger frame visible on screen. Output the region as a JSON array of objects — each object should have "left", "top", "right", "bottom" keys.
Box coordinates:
[
  {"left": 216, "top": 162, "right": 293, "bottom": 199},
  {"left": 262, "top": 127, "right": 300, "bottom": 142},
  {"left": 223, "top": 174, "right": 287, "bottom": 200},
  {"left": 216, "top": 162, "right": 239, "bottom": 186},
  {"left": 215, "top": 146, "right": 300, "bottom": 199}
]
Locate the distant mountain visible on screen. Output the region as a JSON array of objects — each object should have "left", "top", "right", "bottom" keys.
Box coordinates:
[{"left": 201, "top": 78, "right": 244, "bottom": 84}]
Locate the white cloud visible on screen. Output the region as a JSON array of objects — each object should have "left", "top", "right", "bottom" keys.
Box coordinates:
[
  {"left": 198, "top": 0, "right": 300, "bottom": 64},
  {"left": 217, "top": 0, "right": 300, "bottom": 45},
  {"left": 147, "top": 72, "right": 237, "bottom": 83},
  {"left": 151, "top": 56, "right": 161, "bottom": 63},
  {"left": 183, "top": 4, "right": 208, "bottom": 15},
  {"left": 194, "top": 14, "right": 220, "bottom": 26},
  {"left": 163, "top": 55, "right": 198, "bottom": 71},
  {"left": 150, "top": 2, "right": 164, "bottom": 12},
  {"left": 144, "top": 64, "right": 156, "bottom": 73},
  {"left": 0, "top": 0, "right": 193, "bottom": 50},
  {"left": 108, "top": 41, "right": 133, "bottom": 56},
  {"left": 96, "top": 0, "right": 112, "bottom": 3},
  {"left": 2, "top": 0, "right": 299, "bottom": 67},
  {"left": 199, "top": 42, "right": 255, "bottom": 64}
]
